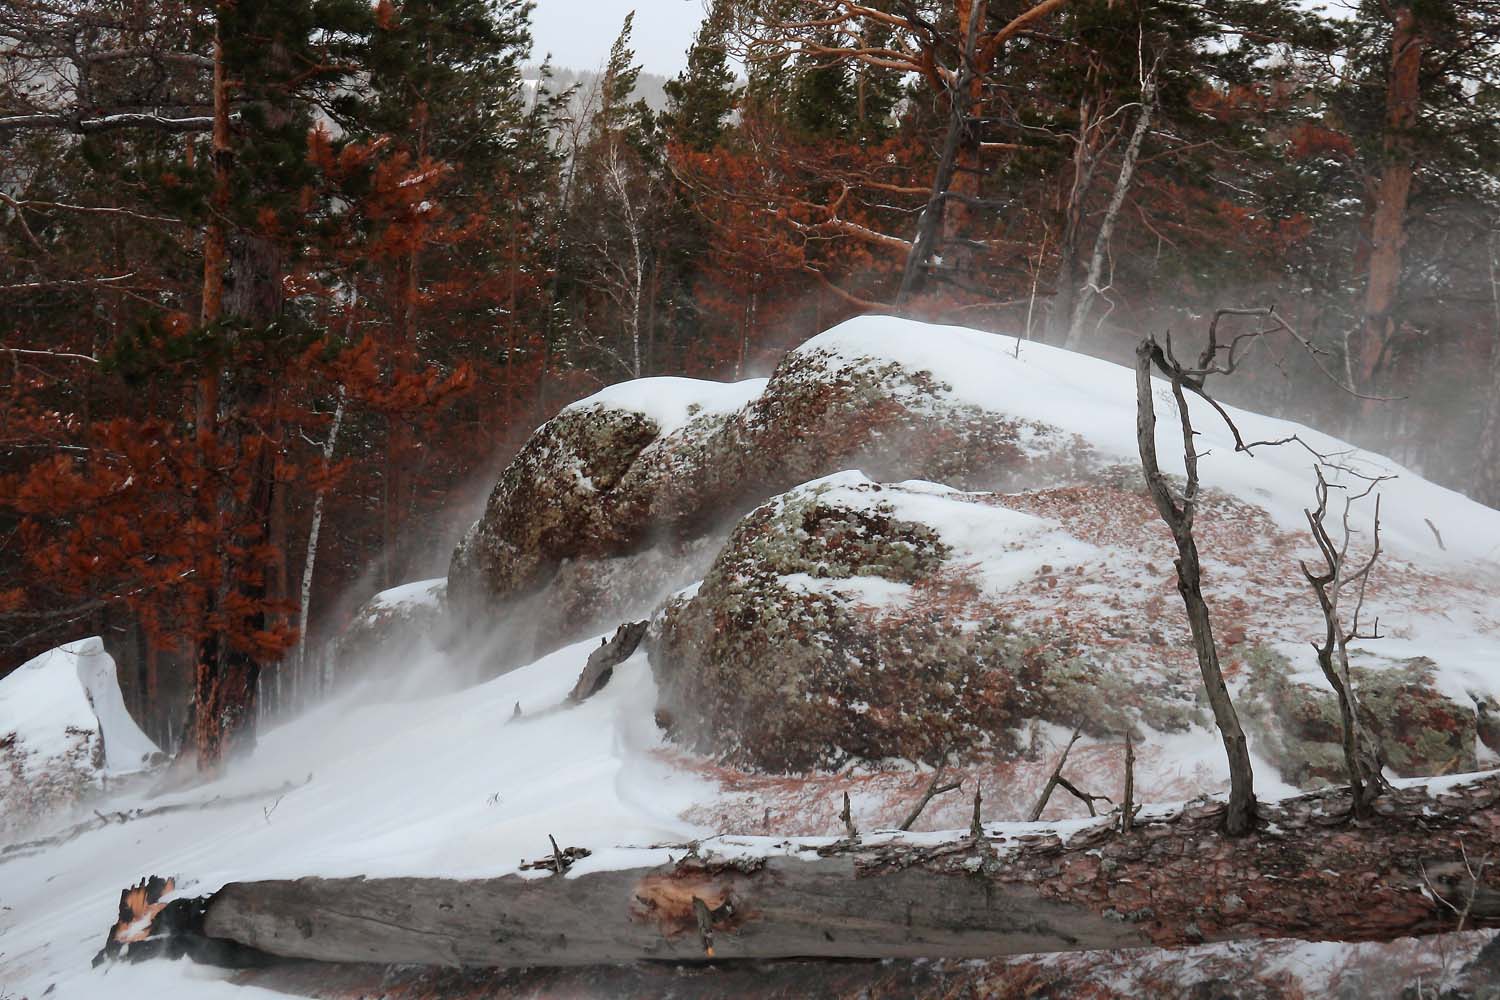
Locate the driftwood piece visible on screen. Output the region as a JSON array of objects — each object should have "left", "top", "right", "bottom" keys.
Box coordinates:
[
  {"left": 567, "top": 621, "right": 648, "bottom": 704},
  {"left": 110, "top": 773, "right": 1500, "bottom": 970}
]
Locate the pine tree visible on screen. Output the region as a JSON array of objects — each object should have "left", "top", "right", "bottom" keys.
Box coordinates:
[{"left": 662, "top": 0, "right": 740, "bottom": 151}]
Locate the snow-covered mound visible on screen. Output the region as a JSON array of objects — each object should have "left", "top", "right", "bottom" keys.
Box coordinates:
[
  {"left": 328, "top": 577, "right": 447, "bottom": 690},
  {"left": 450, "top": 316, "right": 1500, "bottom": 679},
  {"left": 0, "top": 637, "right": 160, "bottom": 834}
]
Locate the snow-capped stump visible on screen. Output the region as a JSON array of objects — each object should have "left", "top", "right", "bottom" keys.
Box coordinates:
[
  {"left": 329, "top": 577, "right": 447, "bottom": 686},
  {"left": 1242, "top": 648, "right": 1478, "bottom": 785},
  {"left": 650, "top": 472, "right": 1187, "bottom": 773},
  {"left": 0, "top": 637, "right": 161, "bottom": 834}
]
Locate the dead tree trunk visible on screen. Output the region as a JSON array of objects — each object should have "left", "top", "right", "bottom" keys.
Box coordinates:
[
  {"left": 106, "top": 774, "right": 1500, "bottom": 969},
  {"left": 1134, "top": 336, "right": 1256, "bottom": 835}
]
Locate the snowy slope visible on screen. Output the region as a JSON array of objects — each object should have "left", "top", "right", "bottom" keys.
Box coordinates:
[
  {"left": 5, "top": 318, "right": 1500, "bottom": 998},
  {"left": 0, "top": 638, "right": 713, "bottom": 998},
  {"left": 798, "top": 316, "right": 1500, "bottom": 571}
]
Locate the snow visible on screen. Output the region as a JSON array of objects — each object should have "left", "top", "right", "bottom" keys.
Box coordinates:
[
  {"left": 0, "top": 639, "right": 713, "bottom": 998},
  {"left": 0, "top": 637, "right": 158, "bottom": 778},
  {"left": 362, "top": 576, "right": 444, "bottom": 612},
  {"left": 74, "top": 638, "right": 160, "bottom": 774},
  {"left": 0, "top": 642, "right": 101, "bottom": 767},
  {"left": 561, "top": 374, "right": 768, "bottom": 437},
  {"left": 7, "top": 317, "right": 1500, "bottom": 997},
  {"left": 797, "top": 316, "right": 1500, "bottom": 572},
  {"left": 774, "top": 471, "right": 1101, "bottom": 609}
]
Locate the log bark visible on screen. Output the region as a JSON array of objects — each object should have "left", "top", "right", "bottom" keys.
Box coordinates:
[{"left": 112, "top": 773, "right": 1500, "bottom": 969}]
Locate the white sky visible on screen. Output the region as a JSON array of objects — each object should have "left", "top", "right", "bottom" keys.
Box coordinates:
[{"left": 531, "top": 0, "right": 708, "bottom": 76}]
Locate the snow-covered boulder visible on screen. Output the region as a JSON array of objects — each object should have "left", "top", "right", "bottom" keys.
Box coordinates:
[
  {"left": 448, "top": 315, "right": 1500, "bottom": 787},
  {"left": 446, "top": 378, "right": 763, "bottom": 662},
  {"left": 0, "top": 637, "right": 160, "bottom": 833},
  {"left": 329, "top": 578, "right": 448, "bottom": 687},
  {"left": 650, "top": 473, "right": 1194, "bottom": 772},
  {"left": 447, "top": 323, "right": 1092, "bottom": 666}
]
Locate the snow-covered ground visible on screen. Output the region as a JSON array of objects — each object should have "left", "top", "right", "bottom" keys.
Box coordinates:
[
  {"left": 1, "top": 637, "right": 713, "bottom": 998},
  {"left": 5, "top": 317, "right": 1500, "bottom": 998}
]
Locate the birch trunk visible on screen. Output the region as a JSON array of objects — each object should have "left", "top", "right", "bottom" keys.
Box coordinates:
[{"left": 1064, "top": 78, "right": 1155, "bottom": 352}]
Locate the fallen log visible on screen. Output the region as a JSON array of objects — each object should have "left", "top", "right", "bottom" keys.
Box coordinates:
[{"left": 107, "top": 772, "right": 1500, "bottom": 969}]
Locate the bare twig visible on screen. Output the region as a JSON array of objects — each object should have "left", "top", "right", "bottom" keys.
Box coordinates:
[
  {"left": 1119, "top": 733, "right": 1137, "bottom": 834},
  {"left": 898, "top": 764, "right": 963, "bottom": 832}
]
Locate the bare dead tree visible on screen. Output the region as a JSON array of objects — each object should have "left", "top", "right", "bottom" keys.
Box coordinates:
[
  {"left": 1301, "top": 465, "right": 1393, "bottom": 817},
  {"left": 1136, "top": 333, "right": 1257, "bottom": 835},
  {"left": 1119, "top": 732, "right": 1136, "bottom": 834},
  {"left": 1063, "top": 53, "right": 1158, "bottom": 351},
  {"left": 1135, "top": 304, "right": 1395, "bottom": 836}
]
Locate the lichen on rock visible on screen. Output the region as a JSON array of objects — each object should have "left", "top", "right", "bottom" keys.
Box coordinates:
[
  {"left": 1242, "top": 645, "right": 1478, "bottom": 785},
  {"left": 649, "top": 473, "right": 1178, "bottom": 773}
]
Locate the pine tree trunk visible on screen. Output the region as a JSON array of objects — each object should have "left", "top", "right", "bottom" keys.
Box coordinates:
[
  {"left": 1354, "top": 5, "right": 1424, "bottom": 403},
  {"left": 896, "top": 0, "right": 984, "bottom": 307}
]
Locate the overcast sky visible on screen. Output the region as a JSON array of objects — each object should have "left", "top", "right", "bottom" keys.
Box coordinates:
[{"left": 531, "top": 0, "right": 707, "bottom": 76}]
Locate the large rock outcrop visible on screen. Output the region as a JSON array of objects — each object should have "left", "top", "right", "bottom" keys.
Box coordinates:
[
  {"left": 448, "top": 326, "right": 1089, "bottom": 666},
  {"left": 446, "top": 315, "right": 1500, "bottom": 788},
  {"left": 649, "top": 473, "right": 1190, "bottom": 773},
  {"left": 1242, "top": 647, "right": 1484, "bottom": 786}
]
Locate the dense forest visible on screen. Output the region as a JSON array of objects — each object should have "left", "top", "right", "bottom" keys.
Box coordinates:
[{"left": 3, "top": 0, "right": 1499, "bottom": 767}]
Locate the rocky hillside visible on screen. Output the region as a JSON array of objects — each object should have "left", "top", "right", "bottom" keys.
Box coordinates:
[
  {"left": 8, "top": 317, "right": 1500, "bottom": 999},
  {"left": 443, "top": 316, "right": 1500, "bottom": 807}
]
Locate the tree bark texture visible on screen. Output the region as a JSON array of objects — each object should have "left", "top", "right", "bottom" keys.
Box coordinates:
[{"left": 1354, "top": 5, "right": 1425, "bottom": 400}]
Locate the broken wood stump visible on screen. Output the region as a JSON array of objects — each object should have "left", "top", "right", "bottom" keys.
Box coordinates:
[{"left": 567, "top": 621, "right": 649, "bottom": 704}]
